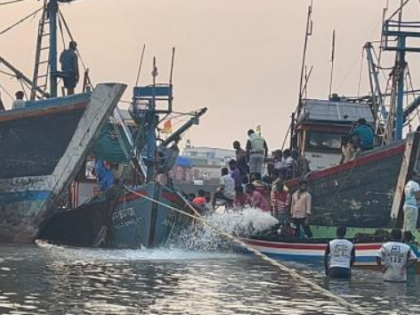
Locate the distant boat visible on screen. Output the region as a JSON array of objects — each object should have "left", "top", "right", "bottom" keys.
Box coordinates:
[{"left": 0, "top": 0, "right": 126, "bottom": 244}]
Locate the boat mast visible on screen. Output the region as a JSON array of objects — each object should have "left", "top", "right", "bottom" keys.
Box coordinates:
[
  {"left": 146, "top": 58, "right": 158, "bottom": 182},
  {"left": 48, "top": 0, "right": 59, "bottom": 98},
  {"left": 382, "top": 0, "right": 420, "bottom": 141},
  {"left": 291, "top": 2, "right": 313, "bottom": 149}
]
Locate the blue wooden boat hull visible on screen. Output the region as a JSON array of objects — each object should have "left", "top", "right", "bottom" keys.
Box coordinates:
[
  {"left": 38, "top": 183, "right": 193, "bottom": 249},
  {"left": 0, "top": 84, "right": 126, "bottom": 244}
]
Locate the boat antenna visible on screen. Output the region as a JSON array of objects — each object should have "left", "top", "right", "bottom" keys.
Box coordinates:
[
  {"left": 169, "top": 47, "right": 175, "bottom": 86},
  {"left": 291, "top": 0, "right": 314, "bottom": 149},
  {"left": 168, "top": 47, "right": 175, "bottom": 113},
  {"left": 135, "top": 44, "right": 146, "bottom": 87},
  {"left": 328, "top": 29, "right": 336, "bottom": 99},
  {"left": 297, "top": 2, "right": 314, "bottom": 112}
]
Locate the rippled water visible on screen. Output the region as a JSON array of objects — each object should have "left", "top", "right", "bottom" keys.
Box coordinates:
[{"left": 0, "top": 244, "right": 419, "bottom": 315}]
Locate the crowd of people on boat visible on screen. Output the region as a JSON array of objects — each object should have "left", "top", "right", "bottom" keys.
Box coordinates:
[{"left": 186, "top": 129, "right": 313, "bottom": 238}]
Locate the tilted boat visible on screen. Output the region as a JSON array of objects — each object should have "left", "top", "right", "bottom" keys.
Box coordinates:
[
  {"left": 39, "top": 60, "right": 207, "bottom": 249},
  {"left": 0, "top": 0, "right": 126, "bottom": 243}
]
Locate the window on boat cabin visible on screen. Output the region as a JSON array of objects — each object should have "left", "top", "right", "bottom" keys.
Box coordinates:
[{"left": 305, "top": 131, "right": 344, "bottom": 153}]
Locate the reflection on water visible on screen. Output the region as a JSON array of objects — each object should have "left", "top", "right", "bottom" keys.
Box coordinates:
[{"left": 0, "top": 244, "right": 419, "bottom": 314}]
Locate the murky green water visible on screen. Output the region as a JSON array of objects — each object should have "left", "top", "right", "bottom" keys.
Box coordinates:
[{"left": 0, "top": 244, "right": 419, "bottom": 315}]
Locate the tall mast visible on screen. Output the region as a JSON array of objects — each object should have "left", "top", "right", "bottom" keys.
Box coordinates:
[
  {"left": 381, "top": 0, "right": 420, "bottom": 141},
  {"left": 49, "top": 0, "right": 58, "bottom": 98}
]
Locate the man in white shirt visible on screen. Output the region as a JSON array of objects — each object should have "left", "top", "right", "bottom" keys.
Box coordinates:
[
  {"left": 211, "top": 167, "right": 235, "bottom": 208},
  {"left": 376, "top": 229, "right": 417, "bottom": 283},
  {"left": 324, "top": 226, "right": 356, "bottom": 279},
  {"left": 403, "top": 171, "right": 420, "bottom": 232},
  {"left": 12, "top": 91, "right": 25, "bottom": 110}
]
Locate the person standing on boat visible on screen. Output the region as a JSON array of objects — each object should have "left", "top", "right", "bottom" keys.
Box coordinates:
[
  {"left": 246, "top": 129, "right": 268, "bottom": 176},
  {"left": 376, "top": 229, "right": 417, "bottom": 283},
  {"left": 60, "top": 41, "right": 79, "bottom": 95},
  {"left": 340, "top": 136, "right": 356, "bottom": 164},
  {"left": 403, "top": 171, "right": 420, "bottom": 232},
  {"left": 12, "top": 91, "right": 25, "bottom": 109},
  {"left": 233, "top": 141, "right": 249, "bottom": 177},
  {"left": 271, "top": 179, "right": 291, "bottom": 224},
  {"left": 212, "top": 167, "right": 235, "bottom": 208},
  {"left": 229, "top": 159, "right": 242, "bottom": 189},
  {"left": 349, "top": 118, "right": 374, "bottom": 151},
  {"left": 291, "top": 149, "right": 310, "bottom": 178},
  {"left": 324, "top": 226, "right": 356, "bottom": 279},
  {"left": 245, "top": 183, "right": 270, "bottom": 212},
  {"left": 291, "top": 179, "right": 313, "bottom": 237}
]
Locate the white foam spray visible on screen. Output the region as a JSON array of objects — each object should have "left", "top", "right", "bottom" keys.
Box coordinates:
[{"left": 170, "top": 207, "right": 279, "bottom": 251}]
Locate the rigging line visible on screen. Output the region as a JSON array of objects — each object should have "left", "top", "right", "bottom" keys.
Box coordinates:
[
  {"left": 0, "top": 6, "right": 43, "bottom": 37},
  {"left": 357, "top": 49, "right": 365, "bottom": 98},
  {"left": 0, "top": 69, "right": 16, "bottom": 78},
  {"left": 57, "top": 12, "right": 67, "bottom": 50},
  {"left": 0, "top": 84, "right": 14, "bottom": 101},
  {"left": 0, "top": 0, "right": 27, "bottom": 6},
  {"left": 58, "top": 10, "right": 89, "bottom": 78}
]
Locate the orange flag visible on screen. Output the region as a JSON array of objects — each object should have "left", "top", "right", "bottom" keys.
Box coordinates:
[{"left": 163, "top": 119, "right": 172, "bottom": 134}]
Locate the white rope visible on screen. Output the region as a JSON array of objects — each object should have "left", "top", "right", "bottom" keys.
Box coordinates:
[
  {"left": 123, "top": 185, "right": 372, "bottom": 315},
  {"left": 0, "top": 6, "right": 43, "bottom": 37}
]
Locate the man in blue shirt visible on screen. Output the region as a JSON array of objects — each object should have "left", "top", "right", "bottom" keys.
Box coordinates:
[
  {"left": 350, "top": 118, "right": 374, "bottom": 151},
  {"left": 59, "top": 41, "right": 79, "bottom": 95}
]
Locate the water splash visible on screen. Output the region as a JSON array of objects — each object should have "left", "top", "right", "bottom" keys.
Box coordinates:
[
  {"left": 35, "top": 240, "right": 236, "bottom": 263},
  {"left": 170, "top": 207, "right": 278, "bottom": 251}
]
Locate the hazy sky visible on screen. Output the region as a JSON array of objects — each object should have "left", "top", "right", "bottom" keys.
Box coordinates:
[{"left": 1, "top": 0, "right": 420, "bottom": 149}]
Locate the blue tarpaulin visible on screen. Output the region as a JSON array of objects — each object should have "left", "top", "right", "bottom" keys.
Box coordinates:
[{"left": 176, "top": 156, "right": 191, "bottom": 167}]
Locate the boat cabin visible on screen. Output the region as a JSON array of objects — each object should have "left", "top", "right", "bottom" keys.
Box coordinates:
[{"left": 296, "top": 98, "right": 374, "bottom": 170}]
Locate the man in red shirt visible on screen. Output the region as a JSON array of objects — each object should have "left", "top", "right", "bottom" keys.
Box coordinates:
[
  {"left": 245, "top": 184, "right": 270, "bottom": 212},
  {"left": 193, "top": 189, "right": 207, "bottom": 207}
]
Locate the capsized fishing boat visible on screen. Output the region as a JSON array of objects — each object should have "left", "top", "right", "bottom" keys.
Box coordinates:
[
  {"left": 39, "top": 58, "right": 208, "bottom": 248},
  {"left": 0, "top": 0, "right": 126, "bottom": 243}
]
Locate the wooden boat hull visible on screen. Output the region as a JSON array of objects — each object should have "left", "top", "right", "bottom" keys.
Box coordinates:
[
  {"left": 243, "top": 237, "right": 380, "bottom": 266},
  {"left": 0, "top": 84, "right": 126, "bottom": 244},
  {"left": 286, "top": 132, "right": 420, "bottom": 229},
  {"left": 243, "top": 237, "right": 420, "bottom": 273},
  {"left": 38, "top": 183, "right": 193, "bottom": 249}
]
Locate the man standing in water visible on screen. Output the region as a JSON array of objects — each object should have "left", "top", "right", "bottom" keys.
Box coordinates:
[
  {"left": 324, "top": 226, "right": 356, "bottom": 279},
  {"left": 291, "top": 179, "right": 313, "bottom": 237},
  {"left": 403, "top": 171, "right": 420, "bottom": 232},
  {"left": 246, "top": 129, "right": 268, "bottom": 176},
  {"left": 376, "top": 229, "right": 417, "bottom": 283}
]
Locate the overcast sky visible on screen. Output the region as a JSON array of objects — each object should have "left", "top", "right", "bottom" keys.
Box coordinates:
[{"left": 1, "top": 0, "right": 420, "bottom": 150}]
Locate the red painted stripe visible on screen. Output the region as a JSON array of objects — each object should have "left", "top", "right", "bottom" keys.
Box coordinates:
[
  {"left": 118, "top": 191, "right": 147, "bottom": 203},
  {"left": 245, "top": 239, "right": 382, "bottom": 251},
  {"left": 287, "top": 144, "right": 405, "bottom": 187}
]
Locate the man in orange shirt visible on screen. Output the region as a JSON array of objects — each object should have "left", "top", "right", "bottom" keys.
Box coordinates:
[{"left": 291, "top": 179, "right": 313, "bottom": 237}]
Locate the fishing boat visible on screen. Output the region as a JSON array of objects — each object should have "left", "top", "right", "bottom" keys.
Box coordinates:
[
  {"left": 39, "top": 58, "right": 208, "bottom": 249},
  {"left": 245, "top": 2, "right": 420, "bottom": 268},
  {"left": 0, "top": 0, "right": 126, "bottom": 243}
]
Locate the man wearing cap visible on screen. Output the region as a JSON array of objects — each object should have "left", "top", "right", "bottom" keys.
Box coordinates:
[
  {"left": 403, "top": 170, "right": 420, "bottom": 232},
  {"left": 59, "top": 41, "right": 79, "bottom": 95}
]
